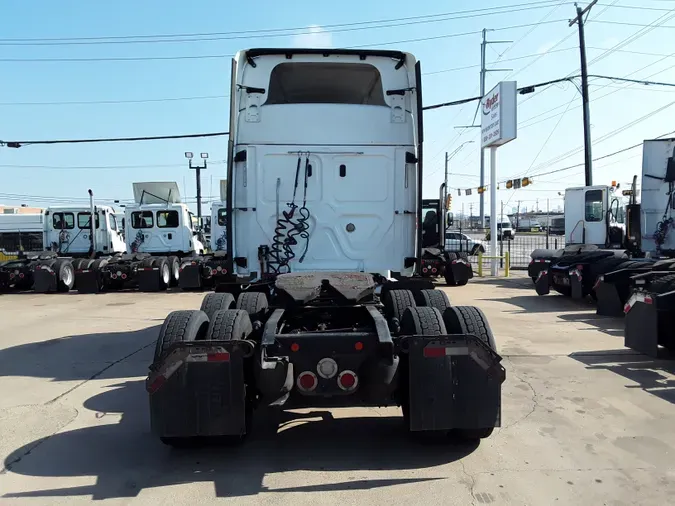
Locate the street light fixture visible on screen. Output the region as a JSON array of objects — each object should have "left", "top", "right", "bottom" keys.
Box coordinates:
[{"left": 185, "top": 152, "right": 194, "bottom": 159}]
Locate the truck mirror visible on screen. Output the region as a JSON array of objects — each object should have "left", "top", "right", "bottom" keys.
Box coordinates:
[{"left": 446, "top": 211, "right": 454, "bottom": 227}]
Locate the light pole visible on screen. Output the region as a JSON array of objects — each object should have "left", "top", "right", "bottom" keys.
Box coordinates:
[
  {"left": 185, "top": 152, "right": 208, "bottom": 222},
  {"left": 444, "top": 140, "right": 475, "bottom": 211}
]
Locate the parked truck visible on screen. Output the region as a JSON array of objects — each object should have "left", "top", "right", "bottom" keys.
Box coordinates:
[
  {"left": 528, "top": 138, "right": 675, "bottom": 356},
  {"left": 179, "top": 180, "right": 230, "bottom": 289},
  {"left": 146, "top": 48, "right": 505, "bottom": 448},
  {"left": 419, "top": 185, "right": 473, "bottom": 286},
  {"left": 77, "top": 182, "right": 205, "bottom": 293},
  {"left": 0, "top": 213, "right": 45, "bottom": 290},
  {"left": 0, "top": 191, "right": 126, "bottom": 292}
]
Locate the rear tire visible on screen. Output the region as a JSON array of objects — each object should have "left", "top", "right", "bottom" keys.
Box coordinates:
[
  {"left": 200, "top": 292, "right": 236, "bottom": 321},
  {"left": 167, "top": 256, "right": 180, "bottom": 287},
  {"left": 154, "top": 310, "right": 210, "bottom": 362},
  {"left": 54, "top": 259, "right": 75, "bottom": 292},
  {"left": 154, "top": 258, "right": 171, "bottom": 291},
  {"left": 236, "top": 292, "right": 269, "bottom": 319},
  {"left": 383, "top": 289, "right": 417, "bottom": 324},
  {"left": 414, "top": 289, "right": 451, "bottom": 312}
]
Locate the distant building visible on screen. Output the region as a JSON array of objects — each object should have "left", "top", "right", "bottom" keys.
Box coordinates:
[{"left": 0, "top": 205, "right": 45, "bottom": 215}]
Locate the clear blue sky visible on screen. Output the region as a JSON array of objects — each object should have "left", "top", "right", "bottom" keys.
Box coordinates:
[{"left": 1, "top": 0, "right": 674, "bottom": 217}]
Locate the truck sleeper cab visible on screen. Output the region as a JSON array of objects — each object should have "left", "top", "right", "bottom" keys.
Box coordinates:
[{"left": 148, "top": 48, "right": 504, "bottom": 447}]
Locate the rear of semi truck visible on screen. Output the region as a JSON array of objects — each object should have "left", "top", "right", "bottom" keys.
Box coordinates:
[{"left": 147, "top": 48, "right": 505, "bottom": 447}]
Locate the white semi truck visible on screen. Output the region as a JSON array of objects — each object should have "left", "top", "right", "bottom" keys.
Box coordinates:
[
  {"left": 79, "top": 182, "right": 206, "bottom": 292},
  {"left": 147, "top": 48, "right": 504, "bottom": 448},
  {"left": 0, "top": 191, "right": 126, "bottom": 292}
]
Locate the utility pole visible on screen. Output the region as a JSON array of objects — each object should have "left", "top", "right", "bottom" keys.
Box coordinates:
[
  {"left": 516, "top": 200, "right": 521, "bottom": 230},
  {"left": 185, "top": 151, "right": 209, "bottom": 222},
  {"left": 478, "top": 28, "right": 512, "bottom": 227},
  {"left": 570, "top": 0, "right": 597, "bottom": 187},
  {"left": 444, "top": 152, "right": 449, "bottom": 213}
]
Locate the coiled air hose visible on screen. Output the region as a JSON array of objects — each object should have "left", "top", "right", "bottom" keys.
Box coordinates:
[{"left": 267, "top": 154, "right": 312, "bottom": 273}]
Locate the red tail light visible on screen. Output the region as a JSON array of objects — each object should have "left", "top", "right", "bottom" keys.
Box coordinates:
[
  {"left": 111, "top": 274, "right": 118, "bottom": 279},
  {"left": 121, "top": 273, "right": 127, "bottom": 280},
  {"left": 297, "top": 371, "right": 317, "bottom": 392},
  {"left": 337, "top": 370, "right": 358, "bottom": 391},
  {"left": 431, "top": 267, "right": 438, "bottom": 273},
  {"left": 422, "top": 267, "right": 428, "bottom": 273}
]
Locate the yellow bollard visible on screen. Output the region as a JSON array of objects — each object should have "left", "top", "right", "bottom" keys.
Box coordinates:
[
  {"left": 504, "top": 251, "right": 510, "bottom": 277},
  {"left": 477, "top": 251, "right": 483, "bottom": 277}
]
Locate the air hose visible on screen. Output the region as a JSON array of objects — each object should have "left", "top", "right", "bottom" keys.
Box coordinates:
[{"left": 267, "top": 154, "right": 312, "bottom": 273}]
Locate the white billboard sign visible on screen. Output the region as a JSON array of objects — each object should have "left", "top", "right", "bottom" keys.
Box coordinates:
[{"left": 481, "top": 81, "right": 517, "bottom": 148}]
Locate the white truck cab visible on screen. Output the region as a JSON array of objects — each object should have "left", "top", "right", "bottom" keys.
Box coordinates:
[
  {"left": 45, "top": 204, "right": 126, "bottom": 255},
  {"left": 125, "top": 182, "right": 204, "bottom": 256},
  {"left": 564, "top": 185, "right": 627, "bottom": 247},
  {"left": 227, "top": 48, "right": 421, "bottom": 278}
]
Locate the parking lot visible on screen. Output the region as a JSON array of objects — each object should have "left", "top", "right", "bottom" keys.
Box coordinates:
[{"left": 1, "top": 275, "right": 674, "bottom": 505}]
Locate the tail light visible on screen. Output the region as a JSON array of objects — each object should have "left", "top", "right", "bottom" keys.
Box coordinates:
[
  {"left": 337, "top": 370, "right": 358, "bottom": 391},
  {"left": 111, "top": 274, "right": 118, "bottom": 279},
  {"left": 422, "top": 267, "right": 428, "bottom": 273},
  {"left": 121, "top": 273, "right": 127, "bottom": 280},
  {"left": 431, "top": 267, "right": 438, "bottom": 273},
  {"left": 296, "top": 371, "right": 318, "bottom": 392},
  {"left": 18, "top": 273, "right": 24, "bottom": 279}
]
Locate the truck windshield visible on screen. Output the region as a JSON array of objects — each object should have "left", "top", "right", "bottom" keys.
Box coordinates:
[{"left": 265, "top": 62, "right": 387, "bottom": 106}]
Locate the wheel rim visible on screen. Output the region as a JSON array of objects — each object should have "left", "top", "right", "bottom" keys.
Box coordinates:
[
  {"left": 162, "top": 264, "right": 170, "bottom": 285},
  {"left": 62, "top": 265, "right": 74, "bottom": 286}
]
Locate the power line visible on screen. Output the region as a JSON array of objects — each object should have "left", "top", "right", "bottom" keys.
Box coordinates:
[
  {"left": 0, "top": 132, "right": 227, "bottom": 148},
  {"left": 0, "top": 3, "right": 575, "bottom": 47},
  {"left": 0, "top": 161, "right": 226, "bottom": 170},
  {"left": 0, "top": 20, "right": 583, "bottom": 63}
]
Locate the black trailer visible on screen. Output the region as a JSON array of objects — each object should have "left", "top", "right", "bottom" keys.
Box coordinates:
[
  {"left": 624, "top": 271, "right": 675, "bottom": 357},
  {"left": 147, "top": 272, "right": 505, "bottom": 446}
]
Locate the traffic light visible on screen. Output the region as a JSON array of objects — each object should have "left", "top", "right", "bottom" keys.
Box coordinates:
[
  {"left": 477, "top": 186, "right": 486, "bottom": 194},
  {"left": 522, "top": 177, "right": 532, "bottom": 187},
  {"left": 506, "top": 180, "right": 513, "bottom": 189},
  {"left": 445, "top": 194, "right": 452, "bottom": 210}
]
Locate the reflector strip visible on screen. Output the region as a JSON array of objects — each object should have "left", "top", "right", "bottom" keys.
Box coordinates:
[
  {"left": 423, "top": 346, "right": 447, "bottom": 358},
  {"left": 208, "top": 352, "right": 230, "bottom": 362},
  {"left": 147, "top": 359, "right": 184, "bottom": 393}
]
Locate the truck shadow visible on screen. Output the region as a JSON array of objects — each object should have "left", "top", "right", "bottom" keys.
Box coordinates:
[
  {"left": 481, "top": 293, "right": 595, "bottom": 314},
  {"left": 468, "top": 276, "right": 537, "bottom": 291},
  {"left": 0, "top": 327, "right": 159, "bottom": 382},
  {"left": 3, "top": 379, "right": 477, "bottom": 499},
  {"left": 570, "top": 349, "right": 675, "bottom": 405}
]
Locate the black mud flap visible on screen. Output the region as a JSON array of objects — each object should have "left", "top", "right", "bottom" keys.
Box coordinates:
[
  {"left": 406, "top": 334, "right": 505, "bottom": 431},
  {"left": 33, "top": 268, "right": 58, "bottom": 293},
  {"left": 624, "top": 289, "right": 675, "bottom": 358},
  {"left": 595, "top": 278, "right": 623, "bottom": 317},
  {"left": 570, "top": 268, "right": 584, "bottom": 299},
  {"left": 528, "top": 260, "right": 549, "bottom": 281},
  {"left": 449, "top": 258, "right": 473, "bottom": 284},
  {"left": 147, "top": 341, "right": 251, "bottom": 438},
  {"left": 178, "top": 264, "right": 203, "bottom": 290},
  {"left": 624, "top": 291, "right": 660, "bottom": 357},
  {"left": 534, "top": 269, "right": 550, "bottom": 295},
  {"left": 75, "top": 269, "right": 101, "bottom": 294},
  {"left": 137, "top": 267, "right": 161, "bottom": 292}
]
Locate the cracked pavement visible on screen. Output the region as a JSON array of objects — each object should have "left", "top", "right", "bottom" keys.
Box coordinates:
[{"left": 1, "top": 275, "right": 674, "bottom": 505}]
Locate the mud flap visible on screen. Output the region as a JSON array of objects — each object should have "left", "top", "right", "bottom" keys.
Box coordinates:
[
  {"left": 33, "top": 268, "right": 58, "bottom": 293},
  {"left": 534, "top": 269, "right": 550, "bottom": 295},
  {"left": 570, "top": 269, "right": 584, "bottom": 299},
  {"left": 528, "top": 260, "right": 549, "bottom": 282},
  {"left": 137, "top": 267, "right": 161, "bottom": 292},
  {"left": 595, "top": 278, "right": 623, "bottom": 317},
  {"left": 447, "top": 259, "right": 473, "bottom": 285},
  {"left": 406, "top": 334, "right": 505, "bottom": 431},
  {"left": 75, "top": 269, "right": 101, "bottom": 294},
  {"left": 147, "top": 341, "right": 250, "bottom": 438},
  {"left": 624, "top": 292, "right": 659, "bottom": 357},
  {"left": 178, "top": 263, "right": 203, "bottom": 290},
  {"left": 624, "top": 289, "right": 675, "bottom": 358}
]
